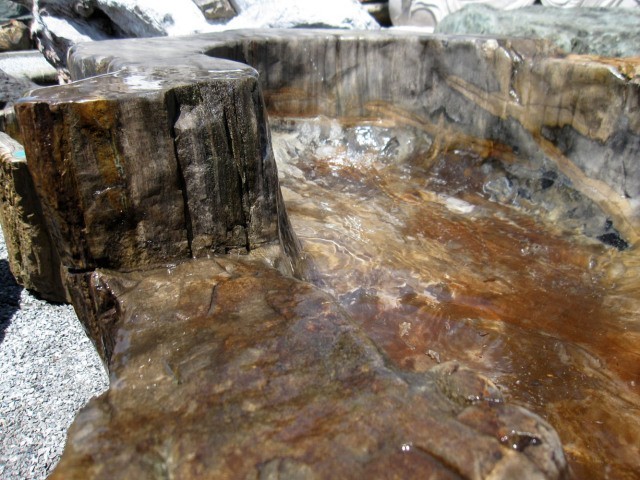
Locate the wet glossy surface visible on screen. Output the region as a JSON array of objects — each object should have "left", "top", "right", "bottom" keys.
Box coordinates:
[
  {"left": 272, "top": 117, "right": 640, "bottom": 479},
  {"left": 51, "top": 257, "right": 566, "bottom": 479}
]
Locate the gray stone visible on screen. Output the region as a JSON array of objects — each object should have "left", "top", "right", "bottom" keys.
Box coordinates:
[
  {"left": 0, "top": 69, "right": 35, "bottom": 108},
  {"left": 0, "top": 2, "right": 29, "bottom": 21},
  {"left": 436, "top": 4, "right": 640, "bottom": 57},
  {"left": 0, "top": 50, "right": 58, "bottom": 84},
  {"left": 191, "top": 0, "right": 236, "bottom": 20},
  {"left": 390, "top": 0, "right": 535, "bottom": 28}
]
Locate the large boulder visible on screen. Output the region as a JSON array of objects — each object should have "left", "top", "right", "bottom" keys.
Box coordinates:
[{"left": 389, "top": 0, "right": 535, "bottom": 28}]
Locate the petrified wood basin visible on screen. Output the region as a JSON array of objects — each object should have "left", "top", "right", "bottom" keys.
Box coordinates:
[{"left": 1, "top": 30, "right": 639, "bottom": 479}]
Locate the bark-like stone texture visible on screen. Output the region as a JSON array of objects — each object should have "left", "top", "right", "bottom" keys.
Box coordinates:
[
  {"left": 16, "top": 82, "right": 190, "bottom": 271},
  {"left": 88, "top": 31, "right": 636, "bottom": 246},
  {"left": 14, "top": 62, "right": 292, "bottom": 274},
  {"left": 52, "top": 257, "right": 567, "bottom": 479},
  {"left": 0, "top": 132, "right": 67, "bottom": 302}
]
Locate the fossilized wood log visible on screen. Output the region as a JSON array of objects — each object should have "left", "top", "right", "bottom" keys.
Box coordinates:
[
  {"left": 52, "top": 257, "right": 567, "bottom": 479},
  {"left": 5, "top": 29, "right": 639, "bottom": 300},
  {"left": 15, "top": 61, "right": 297, "bottom": 275},
  {"left": 0, "top": 132, "right": 68, "bottom": 302}
]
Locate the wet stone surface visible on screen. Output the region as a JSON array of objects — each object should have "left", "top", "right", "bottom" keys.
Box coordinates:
[
  {"left": 51, "top": 257, "right": 566, "bottom": 479},
  {"left": 7, "top": 30, "right": 640, "bottom": 480},
  {"left": 272, "top": 117, "right": 640, "bottom": 479}
]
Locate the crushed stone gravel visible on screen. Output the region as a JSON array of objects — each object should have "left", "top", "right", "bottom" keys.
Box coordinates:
[{"left": 0, "top": 229, "right": 108, "bottom": 479}]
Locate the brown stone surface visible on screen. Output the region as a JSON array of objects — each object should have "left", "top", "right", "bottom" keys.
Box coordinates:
[
  {"left": 14, "top": 65, "right": 295, "bottom": 273},
  {"left": 0, "top": 131, "right": 68, "bottom": 302},
  {"left": 6, "top": 30, "right": 640, "bottom": 479},
  {"left": 52, "top": 257, "right": 566, "bottom": 479},
  {"left": 271, "top": 117, "right": 640, "bottom": 479}
]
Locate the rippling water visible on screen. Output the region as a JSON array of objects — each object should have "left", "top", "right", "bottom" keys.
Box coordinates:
[{"left": 272, "top": 117, "right": 640, "bottom": 479}]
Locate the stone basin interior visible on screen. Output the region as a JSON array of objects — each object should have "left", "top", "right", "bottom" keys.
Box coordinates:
[
  {"left": 270, "top": 116, "right": 640, "bottom": 479},
  {"left": 3, "top": 30, "right": 640, "bottom": 478}
]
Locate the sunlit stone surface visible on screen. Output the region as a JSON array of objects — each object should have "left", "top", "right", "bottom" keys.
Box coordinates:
[
  {"left": 50, "top": 257, "right": 566, "bottom": 479},
  {"left": 436, "top": 4, "right": 640, "bottom": 57},
  {"left": 272, "top": 117, "right": 640, "bottom": 479},
  {"left": 5, "top": 30, "right": 640, "bottom": 478}
]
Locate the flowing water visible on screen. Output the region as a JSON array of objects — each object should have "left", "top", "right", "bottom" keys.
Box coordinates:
[{"left": 271, "top": 116, "right": 640, "bottom": 479}]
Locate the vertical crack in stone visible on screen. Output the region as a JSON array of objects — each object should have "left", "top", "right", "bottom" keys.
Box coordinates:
[
  {"left": 165, "top": 89, "right": 194, "bottom": 258},
  {"left": 221, "top": 104, "right": 251, "bottom": 252}
]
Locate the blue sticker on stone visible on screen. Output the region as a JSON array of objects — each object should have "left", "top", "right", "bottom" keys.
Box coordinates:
[{"left": 15, "top": 150, "right": 26, "bottom": 159}]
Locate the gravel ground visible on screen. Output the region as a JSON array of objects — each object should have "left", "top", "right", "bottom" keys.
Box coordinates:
[{"left": 0, "top": 229, "right": 109, "bottom": 479}]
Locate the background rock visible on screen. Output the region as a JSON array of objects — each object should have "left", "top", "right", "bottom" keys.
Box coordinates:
[
  {"left": 0, "top": 69, "right": 35, "bottom": 108},
  {"left": 389, "top": 0, "right": 535, "bottom": 28},
  {"left": 0, "top": 19, "right": 32, "bottom": 52},
  {"left": 227, "top": 0, "right": 380, "bottom": 29},
  {"left": 0, "top": 1, "right": 30, "bottom": 21},
  {"left": 0, "top": 50, "right": 57, "bottom": 85},
  {"left": 192, "top": 0, "right": 236, "bottom": 21},
  {"left": 9, "top": 0, "right": 380, "bottom": 80},
  {"left": 436, "top": 4, "right": 640, "bottom": 57}
]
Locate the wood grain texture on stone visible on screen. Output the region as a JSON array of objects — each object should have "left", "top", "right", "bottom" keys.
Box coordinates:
[
  {"left": 0, "top": 131, "right": 68, "bottom": 302},
  {"left": 14, "top": 61, "right": 297, "bottom": 275},
  {"left": 15, "top": 80, "right": 189, "bottom": 271},
  {"left": 66, "top": 31, "right": 640, "bottom": 246},
  {"left": 52, "top": 257, "right": 567, "bottom": 479}
]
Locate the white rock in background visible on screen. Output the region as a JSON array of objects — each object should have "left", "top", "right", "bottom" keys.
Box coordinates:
[
  {"left": 227, "top": 0, "right": 379, "bottom": 29},
  {"left": 15, "top": 0, "right": 379, "bottom": 80},
  {"left": 95, "top": 0, "right": 215, "bottom": 37}
]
